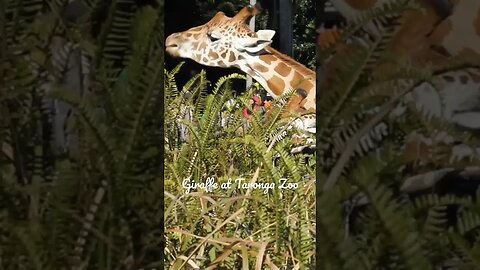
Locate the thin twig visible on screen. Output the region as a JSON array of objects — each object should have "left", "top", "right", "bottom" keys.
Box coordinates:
[{"left": 179, "top": 208, "right": 245, "bottom": 269}]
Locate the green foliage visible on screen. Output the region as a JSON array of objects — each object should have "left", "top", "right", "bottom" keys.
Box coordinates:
[
  {"left": 164, "top": 65, "right": 316, "bottom": 268},
  {"left": 293, "top": 0, "right": 316, "bottom": 68},
  {"left": 1, "top": 0, "right": 165, "bottom": 268}
]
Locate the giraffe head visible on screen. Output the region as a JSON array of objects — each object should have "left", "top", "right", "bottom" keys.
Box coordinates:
[{"left": 165, "top": 4, "right": 276, "bottom": 68}]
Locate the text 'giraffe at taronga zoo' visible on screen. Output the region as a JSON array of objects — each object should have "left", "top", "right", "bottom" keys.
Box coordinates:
[{"left": 165, "top": 3, "right": 316, "bottom": 133}]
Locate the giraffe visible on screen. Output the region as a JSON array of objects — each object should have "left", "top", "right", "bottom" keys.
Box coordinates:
[
  {"left": 165, "top": 4, "right": 316, "bottom": 132},
  {"left": 319, "top": 0, "right": 480, "bottom": 192},
  {"left": 321, "top": 0, "right": 480, "bottom": 126},
  {"left": 326, "top": 0, "right": 480, "bottom": 68}
]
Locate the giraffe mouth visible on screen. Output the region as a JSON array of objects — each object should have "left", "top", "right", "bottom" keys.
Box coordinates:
[
  {"left": 165, "top": 34, "right": 181, "bottom": 56},
  {"left": 165, "top": 43, "right": 180, "bottom": 57}
]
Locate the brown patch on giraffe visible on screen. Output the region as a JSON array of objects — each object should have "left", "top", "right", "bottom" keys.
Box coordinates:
[
  {"left": 192, "top": 33, "right": 201, "bottom": 39},
  {"left": 382, "top": 0, "right": 448, "bottom": 69},
  {"left": 266, "top": 47, "right": 315, "bottom": 77},
  {"left": 299, "top": 98, "right": 308, "bottom": 109},
  {"left": 220, "top": 51, "right": 227, "bottom": 58},
  {"left": 291, "top": 72, "right": 302, "bottom": 85},
  {"left": 290, "top": 72, "right": 313, "bottom": 88},
  {"left": 428, "top": 19, "right": 453, "bottom": 48},
  {"left": 253, "top": 63, "right": 269, "bottom": 73},
  {"left": 317, "top": 28, "right": 343, "bottom": 49},
  {"left": 193, "top": 54, "right": 202, "bottom": 62},
  {"left": 290, "top": 72, "right": 314, "bottom": 91},
  {"left": 199, "top": 43, "right": 207, "bottom": 50},
  {"left": 286, "top": 94, "right": 305, "bottom": 113},
  {"left": 260, "top": 54, "right": 277, "bottom": 65},
  {"left": 229, "top": 51, "right": 236, "bottom": 62},
  {"left": 274, "top": 62, "right": 291, "bottom": 77},
  {"left": 344, "top": 0, "right": 377, "bottom": 10},
  {"left": 267, "top": 76, "right": 285, "bottom": 96},
  {"left": 291, "top": 134, "right": 304, "bottom": 145},
  {"left": 208, "top": 51, "right": 219, "bottom": 59},
  {"left": 300, "top": 81, "right": 314, "bottom": 92}
]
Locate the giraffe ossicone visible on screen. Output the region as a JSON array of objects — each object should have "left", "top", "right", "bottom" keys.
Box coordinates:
[{"left": 165, "top": 4, "right": 316, "bottom": 122}]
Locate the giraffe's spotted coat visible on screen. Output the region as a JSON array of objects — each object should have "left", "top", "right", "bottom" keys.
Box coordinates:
[
  {"left": 208, "top": 51, "right": 218, "bottom": 60},
  {"left": 274, "top": 62, "right": 291, "bottom": 77},
  {"left": 267, "top": 76, "right": 286, "bottom": 96},
  {"left": 260, "top": 54, "right": 277, "bottom": 64},
  {"left": 229, "top": 51, "right": 236, "bottom": 62},
  {"left": 165, "top": 4, "right": 316, "bottom": 113},
  {"left": 253, "top": 63, "right": 269, "bottom": 73}
]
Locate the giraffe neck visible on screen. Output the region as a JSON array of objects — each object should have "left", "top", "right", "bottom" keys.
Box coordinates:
[{"left": 236, "top": 47, "right": 316, "bottom": 112}]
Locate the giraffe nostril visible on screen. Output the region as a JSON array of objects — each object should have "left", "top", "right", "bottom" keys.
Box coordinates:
[
  {"left": 165, "top": 36, "right": 179, "bottom": 48},
  {"left": 165, "top": 35, "right": 182, "bottom": 57}
]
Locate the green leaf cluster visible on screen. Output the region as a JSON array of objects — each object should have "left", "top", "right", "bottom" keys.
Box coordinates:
[
  {"left": 1, "top": 0, "right": 166, "bottom": 268},
  {"left": 164, "top": 64, "right": 316, "bottom": 269}
]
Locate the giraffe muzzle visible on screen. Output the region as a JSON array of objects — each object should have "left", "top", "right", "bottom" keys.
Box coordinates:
[{"left": 165, "top": 34, "right": 181, "bottom": 57}]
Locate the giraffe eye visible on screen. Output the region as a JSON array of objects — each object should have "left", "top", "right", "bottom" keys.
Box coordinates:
[{"left": 207, "top": 32, "right": 221, "bottom": 42}]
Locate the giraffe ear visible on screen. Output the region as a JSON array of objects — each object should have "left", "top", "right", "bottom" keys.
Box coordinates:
[
  {"left": 235, "top": 39, "right": 272, "bottom": 52},
  {"left": 234, "top": 30, "right": 275, "bottom": 53},
  {"left": 256, "top": 30, "right": 275, "bottom": 41}
]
